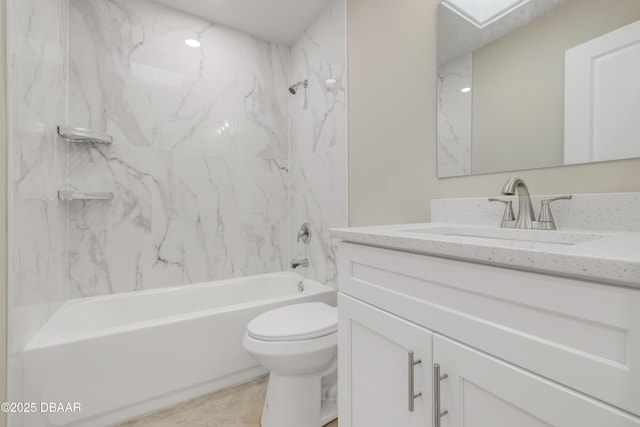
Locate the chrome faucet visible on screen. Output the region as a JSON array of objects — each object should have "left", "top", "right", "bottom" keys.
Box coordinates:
[
  {"left": 501, "top": 178, "right": 536, "bottom": 229},
  {"left": 290, "top": 258, "right": 309, "bottom": 269}
]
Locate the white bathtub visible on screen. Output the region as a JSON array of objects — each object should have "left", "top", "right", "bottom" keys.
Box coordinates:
[{"left": 23, "top": 272, "right": 336, "bottom": 427}]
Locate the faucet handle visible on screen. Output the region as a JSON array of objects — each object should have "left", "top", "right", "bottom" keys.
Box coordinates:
[
  {"left": 537, "top": 195, "right": 572, "bottom": 229},
  {"left": 488, "top": 198, "right": 515, "bottom": 227}
]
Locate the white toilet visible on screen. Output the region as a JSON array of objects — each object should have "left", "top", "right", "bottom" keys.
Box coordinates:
[{"left": 243, "top": 302, "right": 338, "bottom": 427}]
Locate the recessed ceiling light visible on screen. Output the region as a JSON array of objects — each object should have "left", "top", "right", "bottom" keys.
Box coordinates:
[
  {"left": 461, "top": 87, "right": 471, "bottom": 93},
  {"left": 185, "top": 39, "right": 201, "bottom": 48}
]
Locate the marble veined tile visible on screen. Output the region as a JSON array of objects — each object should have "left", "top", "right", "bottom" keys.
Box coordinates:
[
  {"left": 150, "top": 149, "right": 288, "bottom": 288},
  {"left": 289, "top": 145, "right": 346, "bottom": 287},
  {"left": 11, "top": 0, "right": 68, "bottom": 200},
  {"left": 288, "top": 0, "right": 346, "bottom": 287},
  {"left": 69, "top": 0, "right": 153, "bottom": 147},
  {"left": 12, "top": 199, "right": 67, "bottom": 310},
  {"left": 437, "top": 54, "right": 472, "bottom": 178},
  {"left": 68, "top": 144, "right": 153, "bottom": 297},
  {"left": 9, "top": 0, "right": 69, "bottom": 416},
  {"left": 151, "top": 6, "right": 242, "bottom": 154},
  {"left": 21, "top": 0, "right": 345, "bottom": 306},
  {"left": 289, "top": 0, "right": 346, "bottom": 157},
  {"left": 10, "top": 0, "right": 68, "bottom": 325},
  {"left": 64, "top": 0, "right": 294, "bottom": 298},
  {"left": 151, "top": 4, "right": 289, "bottom": 159},
  {"left": 237, "top": 40, "right": 289, "bottom": 160}
]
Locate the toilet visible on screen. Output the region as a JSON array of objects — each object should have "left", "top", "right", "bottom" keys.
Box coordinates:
[{"left": 243, "top": 302, "right": 338, "bottom": 427}]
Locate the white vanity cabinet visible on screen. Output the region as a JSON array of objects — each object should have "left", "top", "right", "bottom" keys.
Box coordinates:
[
  {"left": 337, "top": 242, "right": 640, "bottom": 427},
  {"left": 338, "top": 294, "right": 432, "bottom": 427}
]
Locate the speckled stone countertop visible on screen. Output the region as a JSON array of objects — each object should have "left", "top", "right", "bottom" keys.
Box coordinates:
[{"left": 330, "top": 223, "right": 640, "bottom": 288}]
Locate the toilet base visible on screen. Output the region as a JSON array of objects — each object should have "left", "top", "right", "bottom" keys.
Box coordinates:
[
  {"left": 320, "top": 397, "right": 338, "bottom": 425},
  {"left": 260, "top": 366, "right": 337, "bottom": 427}
]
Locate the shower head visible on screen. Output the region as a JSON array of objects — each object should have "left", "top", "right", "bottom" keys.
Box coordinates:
[{"left": 288, "top": 80, "right": 308, "bottom": 95}]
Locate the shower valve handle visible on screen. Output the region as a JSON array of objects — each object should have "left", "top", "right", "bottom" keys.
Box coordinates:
[{"left": 297, "top": 223, "right": 312, "bottom": 244}]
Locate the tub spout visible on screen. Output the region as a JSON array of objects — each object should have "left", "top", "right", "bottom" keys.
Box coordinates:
[{"left": 291, "top": 259, "right": 309, "bottom": 269}]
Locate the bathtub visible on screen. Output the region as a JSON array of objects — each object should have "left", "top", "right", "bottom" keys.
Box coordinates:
[{"left": 23, "top": 272, "right": 336, "bottom": 427}]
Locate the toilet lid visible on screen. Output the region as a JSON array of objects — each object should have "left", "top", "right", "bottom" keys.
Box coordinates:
[{"left": 247, "top": 302, "right": 337, "bottom": 342}]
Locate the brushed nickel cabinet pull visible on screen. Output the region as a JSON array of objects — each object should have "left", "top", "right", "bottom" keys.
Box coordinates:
[
  {"left": 433, "top": 364, "right": 449, "bottom": 426},
  {"left": 408, "top": 351, "right": 422, "bottom": 412}
]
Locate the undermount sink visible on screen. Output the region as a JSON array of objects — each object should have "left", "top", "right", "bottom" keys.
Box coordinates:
[{"left": 402, "top": 225, "right": 609, "bottom": 246}]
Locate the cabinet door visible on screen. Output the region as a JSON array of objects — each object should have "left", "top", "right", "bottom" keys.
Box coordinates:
[
  {"left": 433, "top": 334, "right": 640, "bottom": 427},
  {"left": 338, "top": 294, "right": 433, "bottom": 427}
]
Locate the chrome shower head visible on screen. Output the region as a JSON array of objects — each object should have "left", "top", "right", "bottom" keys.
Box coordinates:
[{"left": 288, "top": 80, "right": 308, "bottom": 95}]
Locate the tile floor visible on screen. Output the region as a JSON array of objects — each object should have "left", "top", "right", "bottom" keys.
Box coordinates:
[{"left": 117, "top": 376, "right": 338, "bottom": 427}]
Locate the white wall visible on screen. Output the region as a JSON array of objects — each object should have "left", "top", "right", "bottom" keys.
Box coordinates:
[
  {"left": 347, "top": 0, "right": 640, "bottom": 226},
  {"left": 347, "top": 0, "right": 433, "bottom": 226}
]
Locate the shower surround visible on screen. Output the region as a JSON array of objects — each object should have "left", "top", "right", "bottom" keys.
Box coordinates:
[
  {"left": 65, "top": 0, "right": 347, "bottom": 296},
  {"left": 8, "top": 0, "right": 345, "bottom": 419},
  {"left": 289, "top": 0, "right": 347, "bottom": 287},
  {"left": 67, "top": 0, "right": 290, "bottom": 297}
]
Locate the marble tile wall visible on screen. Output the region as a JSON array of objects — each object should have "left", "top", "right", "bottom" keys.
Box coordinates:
[
  {"left": 437, "top": 54, "right": 472, "bottom": 178},
  {"left": 8, "top": 0, "right": 69, "bottom": 417},
  {"left": 288, "top": 0, "right": 347, "bottom": 287},
  {"left": 67, "top": 0, "right": 289, "bottom": 297}
]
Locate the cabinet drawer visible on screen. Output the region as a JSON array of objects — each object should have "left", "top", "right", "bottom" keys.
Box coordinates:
[
  {"left": 434, "top": 334, "right": 640, "bottom": 427},
  {"left": 337, "top": 242, "right": 640, "bottom": 415}
]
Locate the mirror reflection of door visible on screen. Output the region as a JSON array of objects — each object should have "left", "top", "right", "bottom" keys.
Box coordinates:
[
  {"left": 564, "top": 20, "right": 640, "bottom": 164},
  {"left": 437, "top": 0, "right": 640, "bottom": 178}
]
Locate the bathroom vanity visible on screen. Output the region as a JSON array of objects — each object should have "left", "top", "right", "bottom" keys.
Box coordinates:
[{"left": 332, "top": 194, "right": 640, "bottom": 427}]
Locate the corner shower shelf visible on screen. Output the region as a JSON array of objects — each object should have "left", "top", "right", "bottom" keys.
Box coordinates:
[
  {"left": 57, "top": 125, "right": 113, "bottom": 145},
  {"left": 58, "top": 191, "right": 114, "bottom": 201}
]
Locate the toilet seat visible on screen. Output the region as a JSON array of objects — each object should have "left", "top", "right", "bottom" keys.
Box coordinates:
[{"left": 247, "top": 302, "right": 337, "bottom": 342}]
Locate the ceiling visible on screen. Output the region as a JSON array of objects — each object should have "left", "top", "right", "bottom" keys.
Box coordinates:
[
  {"left": 152, "top": 0, "right": 334, "bottom": 45},
  {"left": 438, "top": 0, "right": 572, "bottom": 66},
  {"left": 441, "top": 0, "right": 532, "bottom": 28}
]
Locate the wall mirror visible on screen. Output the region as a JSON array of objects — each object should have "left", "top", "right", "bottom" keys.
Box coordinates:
[{"left": 436, "top": 0, "right": 640, "bottom": 178}]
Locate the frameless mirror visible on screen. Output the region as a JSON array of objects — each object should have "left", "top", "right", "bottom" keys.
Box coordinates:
[{"left": 437, "top": 0, "right": 640, "bottom": 178}]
